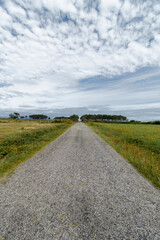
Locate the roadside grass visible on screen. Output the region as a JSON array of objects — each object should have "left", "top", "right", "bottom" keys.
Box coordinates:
[
  {"left": 0, "top": 119, "right": 73, "bottom": 180},
  {"left": 86, "top": 122, "right": 160, "bottom": 189}
]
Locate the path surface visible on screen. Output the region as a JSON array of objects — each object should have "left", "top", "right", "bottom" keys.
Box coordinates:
[{"left": 0, "top": 123, "right": 160, "bottom": 240}]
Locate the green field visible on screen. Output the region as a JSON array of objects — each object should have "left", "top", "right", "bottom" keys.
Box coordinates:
[
  {"left": 0, "top": 119, "right": 73, "bottom": 181},
  {"left": 86, "top": 122, "right": 160, "bottom": 189}
]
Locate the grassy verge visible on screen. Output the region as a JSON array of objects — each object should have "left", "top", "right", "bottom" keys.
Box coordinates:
[
  {"left": 0, "top": 122, "right": 72, "bottom": 179},
  {"left": 86, "top": 122, "right": 160, "bottom": 189}
]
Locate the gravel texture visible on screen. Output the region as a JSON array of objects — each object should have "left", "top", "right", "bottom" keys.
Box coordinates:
[{"left": 0, "top": 123, "right": 160, "bottom": 240}]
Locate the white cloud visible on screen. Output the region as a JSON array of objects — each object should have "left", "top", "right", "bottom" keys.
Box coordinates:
[
  {"left": 100, "top": 0, "right": 121, "bottom": 11},
  {"left": 0, "top": 7, "right": 12, "bottom": 27},
  {"left": 0, "top": 0, "right": 160, "bottom": 120},
  {"left": 43, "top": 0, "right": 77, "bottom": 13},
  {"left": 5, "top": 1, "right": 26, "bottom": 19},
  {"left": 27, "top": 0, "right": 77, "bottom": 13}
]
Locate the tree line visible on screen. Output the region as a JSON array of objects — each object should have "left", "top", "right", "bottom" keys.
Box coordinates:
[
  {"left": 7, "top": 113, "right": 160, "bottom": 124},
  {"left": 9, "top": 112, "right": 127, "bottom": 122},
  {"left": 9, "top": 112, "right": 28, "bottom": 119},
  {"left": 80, "top": 114, "right": 128, "bottom": 122},
  {"left": 9, "top": 113, "right": 79, "bottom": 122},
  {"left": 9, "top": 113, "right": 48, "bottom": 120}
]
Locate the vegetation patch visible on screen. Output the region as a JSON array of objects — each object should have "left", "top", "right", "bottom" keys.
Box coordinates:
[
  {"left": 0, "top": 120, "right": 73, "bottom": 179},
  {"left": 86, "top": 122, "right": 160, "bottom": 189}
]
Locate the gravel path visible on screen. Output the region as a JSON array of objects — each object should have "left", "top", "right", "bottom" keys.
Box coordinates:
[{"left": 0, "top": 123, "right": 160, "bottom": 240}]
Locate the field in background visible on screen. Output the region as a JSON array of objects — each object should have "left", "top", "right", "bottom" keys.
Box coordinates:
[
  {"left": 86, "top": 122, "right": 160, "bottom": 189},
  {"left": 0, "top": 119, "right": 72, "bottom": 139},
  {"left": 0, "top": 119, "right": 73, "bottom": 180}
]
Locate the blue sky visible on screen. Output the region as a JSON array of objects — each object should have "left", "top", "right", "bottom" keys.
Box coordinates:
[{"left": 0, "top": 0, "right": 160, "bottom": 120}]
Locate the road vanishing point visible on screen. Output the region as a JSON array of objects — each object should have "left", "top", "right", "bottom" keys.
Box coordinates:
[{"left": 0, "top": 123, "right": 160, "bottom": 240}]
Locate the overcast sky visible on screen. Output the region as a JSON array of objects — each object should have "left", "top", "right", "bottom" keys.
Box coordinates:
[{"left": 0, "top": 0, "right": 160, "bottom": 120}]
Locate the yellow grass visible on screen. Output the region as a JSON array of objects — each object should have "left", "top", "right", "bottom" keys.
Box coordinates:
[{"left": 0, "top": 119, "right": 55, "bottom": 139}]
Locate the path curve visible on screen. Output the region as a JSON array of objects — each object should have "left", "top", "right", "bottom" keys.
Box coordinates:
[{"left": 0, "top": 123, "right": 160, "bottom": 240}]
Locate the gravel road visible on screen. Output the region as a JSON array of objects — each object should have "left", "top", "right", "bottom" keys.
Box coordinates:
[{"left": 0, "top": 123, "right": 160, "bottom": 240}]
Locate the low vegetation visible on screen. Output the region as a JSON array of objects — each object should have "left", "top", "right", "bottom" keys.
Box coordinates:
[
  {"left": 86, "top": 122, "right": 160, "bottom": 189},
  {"left": 0, "top": 119, "right": 73, "bottom": 179}
]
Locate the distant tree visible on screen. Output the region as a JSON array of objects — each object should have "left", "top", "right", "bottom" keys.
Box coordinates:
[
  {"left": 69, "top": 115, "right": 79, "bottom": 122},
  {"left": 9, "top": 112, "right": 20, "bottom": 119},
  {"left": 29, "top": 114, "right": 48, "bottom": 119},
  {"left": 130, "top": 120, "right": 136, "bottom": 123},
  {"left": 20, "top": 116, "right": 25, "bottom": 119},
  {"left": 80, "top": 114, "right": 128, "bottom": 122},
  {"left": 14, "top": 112, "right": 20, "bottom": 118},
  {"left": 25, "top": 115, "right": 28, "bottom": 119},
  {"left": 9, "top": 113, "right": 15, "bottom": 119}
]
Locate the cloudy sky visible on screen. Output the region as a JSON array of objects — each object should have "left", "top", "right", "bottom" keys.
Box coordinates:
[{"left": 0, "top": 0, "right": 160, "bottom": 120}]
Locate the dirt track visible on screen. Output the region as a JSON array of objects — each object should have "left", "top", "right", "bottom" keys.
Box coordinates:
[{"left": 0, "top": 123, "right": 160, "bottom": 240}]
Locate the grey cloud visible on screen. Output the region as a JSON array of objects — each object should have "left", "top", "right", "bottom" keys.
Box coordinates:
[
  {"left": 0, "top": 82, "right": 13, "bottom": 88},
  {"left": 18, "top": 105, "right": 34, "bottom": 108}
]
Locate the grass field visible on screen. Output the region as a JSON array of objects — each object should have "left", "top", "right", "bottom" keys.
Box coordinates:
[
  {"left": 0, "top": 119, "right": 73, "bottom": 180},
  {"left": 86, "top": 122, "right": 160, "bottom": 189}
]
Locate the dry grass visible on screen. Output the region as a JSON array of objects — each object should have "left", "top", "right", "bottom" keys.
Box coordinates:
[{"left": 0, "top": 119, "right": 55, "bottom": 139}]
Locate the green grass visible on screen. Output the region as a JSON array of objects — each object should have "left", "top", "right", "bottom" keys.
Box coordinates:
[
  {"left": 0, "top": 120, "right": 73, "bottom": 180},
  {"left": 86, "top": 122, "right": 160, "bottom": 189}
]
